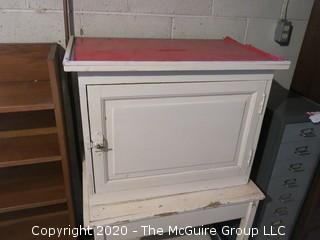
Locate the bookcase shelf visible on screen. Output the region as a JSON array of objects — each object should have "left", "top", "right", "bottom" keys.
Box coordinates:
[
  {"left": 0, "top": 163, "right": 66, "bottom": 213},
  {"left": 0, "top": 110, "right": 56, "bottom": 131},
  {"left": 0, "top": 127, "right": 57, "bottom": 138},
  {"left": 0, "top": 43, "right": 76, "bottom": 239},
  {"left": 0, "top": 81, "right": 54, "bottom": 113},
  {"left": 0, "top": 204, "right": 70, "bottom": 240},
  {"left": 0, "top": 134, "right": 61, "bottom": 168}
]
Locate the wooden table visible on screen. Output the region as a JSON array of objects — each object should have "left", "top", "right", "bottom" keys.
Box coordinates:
[{"left": 83, "top": 162, "right": 264, "bottom": 240}]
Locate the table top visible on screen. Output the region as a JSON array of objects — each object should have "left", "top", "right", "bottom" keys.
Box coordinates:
[
  {"left": 63, "top": 37, "right": 290, "bottom": 72},
  {"left": 73, "top": 37, "right": 282, "bottom": 62},
  {"left": 86, "top": 180, "right": 264, "bottom": 226}
]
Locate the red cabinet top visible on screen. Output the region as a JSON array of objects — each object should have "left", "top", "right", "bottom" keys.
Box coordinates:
[{"left": 73, "top": 37, "right": 282, "bottom": 62}]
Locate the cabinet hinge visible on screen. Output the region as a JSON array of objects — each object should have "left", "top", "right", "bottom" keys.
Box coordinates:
[
  {"left": 258, "top": 93, "right": 267, "bottom": 115},
  {"left": 248, "top": 149, "right": 254, "bottom": 167}
]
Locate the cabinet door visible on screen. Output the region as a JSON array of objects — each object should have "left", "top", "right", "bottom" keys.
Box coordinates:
[{"left": 86, "top": 80, "right": 266, "bottom": 195}]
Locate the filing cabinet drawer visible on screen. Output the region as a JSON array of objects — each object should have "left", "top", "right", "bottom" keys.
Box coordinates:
[
  {"left": 258, "top": 216, "right": 292, "bottom": 240},
  {"left": 271, "top": 141, "right": 320, "bottom": 179},
  {"left": 259, "top": 225, "right": 291, "bottom": 240},
  {"left": 267, "top": 174, "right": 310, "bottom": 203},
  {"left": 263, "top": 200, "right": 300, "bottom": 220},
  {"left": 282, "top": 122, "right": 320, "bottom": 143},
  {"left": 259, "top": 217, "right": 292, "bottom": 230},
  {"left": 269, "top": 191, "right": 297, "bottom": 205}
]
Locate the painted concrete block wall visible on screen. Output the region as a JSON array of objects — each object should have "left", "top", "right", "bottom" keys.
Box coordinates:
[{"left": 0, "top": 0, "right": 315, "bottom": 88}]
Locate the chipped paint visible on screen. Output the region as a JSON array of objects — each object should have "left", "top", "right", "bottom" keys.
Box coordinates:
[
  {"left": 204, "top": 201, "right": 223, "bottom": 209},
  {"left": 112, "top": 220, "right": 130, "bottom": 225},
  {"left": 154, "top": 211, "right": 179, "bottom": 217},
  {"left": 89, "top": 181, "right": 265, "bottom": 225}
]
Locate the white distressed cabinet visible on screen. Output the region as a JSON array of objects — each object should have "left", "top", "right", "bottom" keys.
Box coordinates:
[
  {"left": 87, "top": 78, "right": 265, "bottom": 198},
  {"left": 64, "top": 37, "right": 289, "bottom": 239}
]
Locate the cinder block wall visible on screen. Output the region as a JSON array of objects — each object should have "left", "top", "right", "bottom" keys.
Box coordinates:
[{"left": 0, "top": 0, "right": 315, "bottom": 88}]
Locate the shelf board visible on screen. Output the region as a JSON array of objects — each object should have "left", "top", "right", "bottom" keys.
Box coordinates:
[
  {"left": 0, "top": 205, "right": 70, "bottom": 240},
  {"left": 0, "top": 127, "right": 57, "bottom": 138},
  {"left": 0, "top": 134, "right": 61, "bottom": 168},
  {"left": 0, "top": 155, "right": 61, "bottom": 168},
  {"left": 0, "top": 81, "right": 54, "bottom": 113},
  {"left": 0, "top": 162, "right": 66, "bottom": 213},
  {"left": 0, "top": 110, "right": 56, "bottom": 131}
]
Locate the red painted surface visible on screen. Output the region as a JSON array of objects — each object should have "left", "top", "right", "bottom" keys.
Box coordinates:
[{"left": 73, "top": 37, "right": 283, "bottom": 62}]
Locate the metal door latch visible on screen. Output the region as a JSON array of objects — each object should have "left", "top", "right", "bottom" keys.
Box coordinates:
[{"left": 90, "top": 138, "right": 112, "bottom": 152}]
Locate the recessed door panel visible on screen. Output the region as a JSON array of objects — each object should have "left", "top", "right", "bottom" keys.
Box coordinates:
[
  {"left": 87, "top": 79, "right": 266, "bottom": 194},
  {"left": 108, "top": 95, "right": 245, "bottom": 178}
]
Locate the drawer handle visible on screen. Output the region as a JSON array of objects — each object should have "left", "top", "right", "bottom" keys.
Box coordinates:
[
  {"left": 283, "top": 178, "right": 298, "bottom": 188},
  {"left": 289, "top": 163, "right": 305, "bottom": 172},
  {"left": 300, "top": 128, "right": 316, "bottom": 138},
  {"left": 274, "top": 207, "right": 288, "bottom": 216},
  {"left": 278, "top": 193, "right": 294, "bottom": 203},
  {"left": 271, "top": 220, "right": 283, "bottom": 227},
  {"left": 294, "top": 146, "right": 311, "bottom": 156}
]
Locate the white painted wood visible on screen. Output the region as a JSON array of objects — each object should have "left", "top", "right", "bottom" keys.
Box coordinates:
[
  {"left": 78, "top": 72, "right": 275, "bottom": 84},
  {"left": 103, "top": 204, "right": 248, "bottom": 240},
  {"left": 62, "top": 37, "right": 289, "bottom": 72},
  {"left": 63, "top": 59, "right": 290, "bottom": 72},
  {"left": 88, "top": 181, "right": 264, "bottom": 225},
  {"left": 78, "top": 75, "right": 96, "bottom": 196},
  {"left": 244, "top": 79, "right": 272, "bottom": 177},
  {"left": 66, "top": 37, "right": 287, "bottom": 240},
  {"left": 237, "top": 201, "right": 259, "bottom": 240},
  {"left": 87, "top": 181, "right": 263, "bottom": 240},
  {"left": 83, "top": 157, "right": 262, "bottom": 240},
  {"left": 78, "top": 73, "right": 273, "bottom": 203},
  {"left": 85, "top": 78, "right": 266, "bottom": 201},
  {"left": 83, "top": 159, "right": 90, "bottom": 227},
  {"left": 62, "top": 40, "right": 290, "bottom": 72},
  {"left": 90, "top": 175, "right": 248, "bottom": 206}
]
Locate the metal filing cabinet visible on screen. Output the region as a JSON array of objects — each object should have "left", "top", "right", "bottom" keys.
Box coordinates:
[{"left": 252, "top": 82, "right": 320, "bottom": 240}]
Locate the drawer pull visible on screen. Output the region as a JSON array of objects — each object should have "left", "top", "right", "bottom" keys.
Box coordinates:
[
  {"left": 294, "top": 146, "right": 310, "bottom": 156},
  {"left": 283, "top": 178, "right": 298, "bottom": 188},
  {"left": 274, "top": 207, "right": 288, "bottom": 216},
  {"left": 289, "top": 163, "right": 305, "bottom": 172},
  {"left": 300, "top": 128, "right": 316, "bottom": 138},
  {"left": 271, "top": 220, "right": 283, "bottom": 227},
  {"left": 278, "top": 193, "right": 294, "bottom": 203}
]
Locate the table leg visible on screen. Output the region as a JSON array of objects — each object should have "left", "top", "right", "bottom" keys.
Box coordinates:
[{"left": 236, "top": 200, "right": 259, "bottom": 240}]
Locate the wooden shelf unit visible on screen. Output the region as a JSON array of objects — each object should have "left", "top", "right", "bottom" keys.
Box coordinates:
[
  {"left": 0, "top": 204, "right": 70, "bottom": 240},
  {"left": 0, "top": 81, "right": 54, "bottom": 113},
  {"left": 0, "top": 163, "right": 66, "bottom": 213},
  {"left": 0, "top": 110, "right": 61, "bottom": 168},
  {"left": 0, "top": 110, "right": 56, "bottom": 131},
  {"left": 0, "top": 43, "right": 76, "bottom": 238},
  {"left": 0, "top": 133, "right": 61, "bottom": 168}
]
